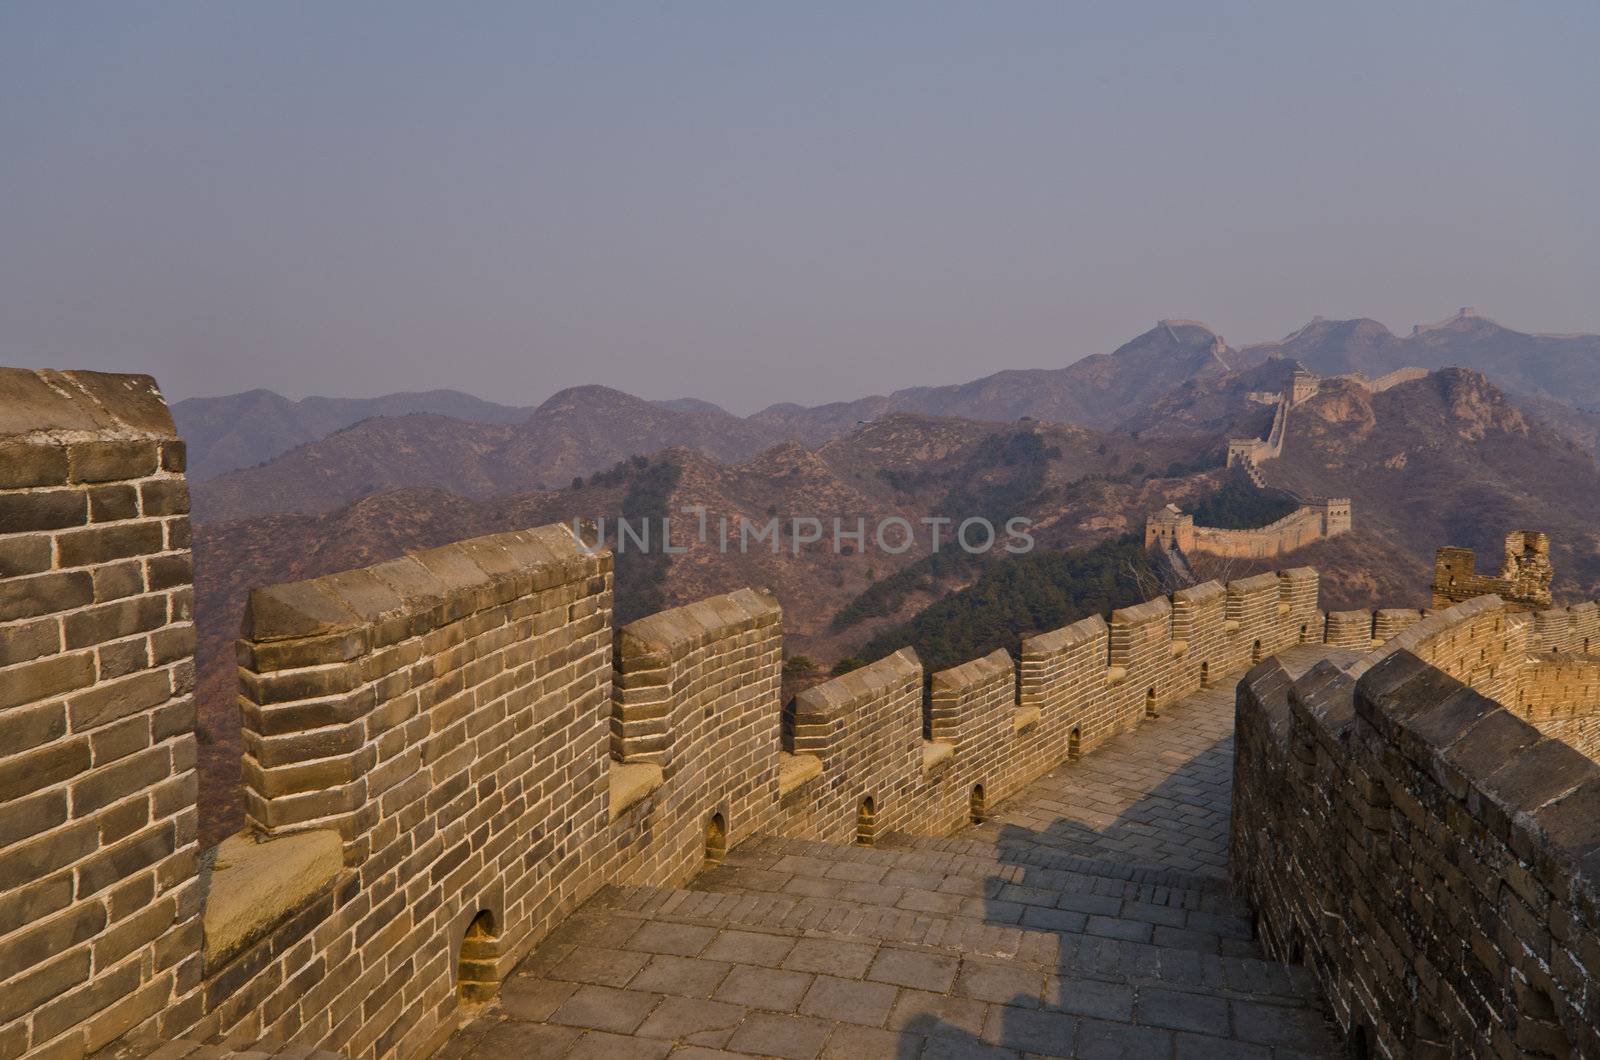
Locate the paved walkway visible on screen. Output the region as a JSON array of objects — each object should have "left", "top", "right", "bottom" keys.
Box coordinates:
[{"left": 439, "top": 648, "right": 1343, "bottom": 1058}]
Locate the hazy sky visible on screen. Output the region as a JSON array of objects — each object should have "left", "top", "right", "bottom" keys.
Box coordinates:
[{"left": 2, "top": 3, "right": 1596, "bottom": 414}]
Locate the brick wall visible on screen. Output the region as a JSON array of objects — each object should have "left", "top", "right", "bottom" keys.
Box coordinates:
[
  {"left": 1233, "top": 649, "right": 1599, "bottom": 1058},
  {"left": 1515, "top": 654, "right": 1600, "bottom": 760},
  {"left": 0, "top": 370, "right": 199, "bottom": 1060},
  {"left": 1146, "top": 502, "right": 1351, "bottom": 560},
  {"left": 1188, "top": 503, "right": 1347, "bottom": 559},
  {"left": 608, "top": 588, "right": 783, "bottom": 884},
  {"left": 769, "top": 571, "right": 1324, "bottom": 849},
  {"left": 220, "top": 526, "right": 614, "bottom": 1058},
  {"left": 776, "top": 650, "right": 923, "bottom": 844}
]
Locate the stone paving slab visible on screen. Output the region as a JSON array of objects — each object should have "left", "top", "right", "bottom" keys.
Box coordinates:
[
  {"left": 580, "top": 888, "right": 1319, "bottom": 1005},
  {"left": 441, "top": 907, "right": 1340, "bottom": 1060},
  {"left": 690, "top": 848, "right": 1255, "bottom": 957},
  {"left": 711, "top": 836, "right": 1252, "bottom": 917}
]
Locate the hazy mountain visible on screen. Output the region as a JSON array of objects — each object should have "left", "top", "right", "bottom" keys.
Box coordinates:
[
  {"left": 172, "top": 387, "right": 533, "bottom": 481},
  {"left": 188, "top": 384, "right": 784, "bottom": 522},
  {"left": 750, "top": 321, "right": 1236, "bottom": 441},
  {"left": 654, "top": 397, "right": 734, "bottom": 415},
  {"left": 1237, "top": 308, "right": 1600, "bottom": 418}
]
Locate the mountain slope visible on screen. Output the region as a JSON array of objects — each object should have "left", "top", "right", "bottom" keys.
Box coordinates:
[
  {"left": 1239, "top": 308, "right": 1600, "bottom": 413},
  {"left": 750, "top": 320, "right": 1236, "bottom": 441},
  {"left": 189, "top": 385, "right": 785, "bottom": 521},
  {"left": 1256, "top": 369, "right": 1600, "bottom": 598},
  {"left": 172, "top": 388, "right": 533, "bottom": 480}
]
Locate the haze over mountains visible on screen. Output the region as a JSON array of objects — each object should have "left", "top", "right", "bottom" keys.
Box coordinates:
[{"left": 179, "top": 311, "right": 1600, "bottom": 521}]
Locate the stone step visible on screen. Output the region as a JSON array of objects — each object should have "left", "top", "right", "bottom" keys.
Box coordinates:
[
  {"left": 694, "top": 838, "right": 1258, "bottom": 958},
  {"left": 877, "top": 830, "right": 1235, "bottom": 897},
  {"left": 585, "top": 885, "right": 1321, "bottom": 1009},
  {"left": 720, "top": 834, "right": 1251, "bottom": 917}
]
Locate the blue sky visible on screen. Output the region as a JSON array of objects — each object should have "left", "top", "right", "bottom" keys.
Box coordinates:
[{"left": 1, "top": 2, "right": 1595, "bottom": 411}]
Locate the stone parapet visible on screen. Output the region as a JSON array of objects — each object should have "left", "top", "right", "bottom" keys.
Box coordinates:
[
  {"left": 608, "top": 588, "right": 783, "bottom": 884},
  {"left": 1233, "top": 649, "right": 1600, "bottom": 1057}
]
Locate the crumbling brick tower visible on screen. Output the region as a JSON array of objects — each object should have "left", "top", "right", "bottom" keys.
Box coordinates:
[{"left": 1432, "top": 529, "right": 1554, "bottom": 612}]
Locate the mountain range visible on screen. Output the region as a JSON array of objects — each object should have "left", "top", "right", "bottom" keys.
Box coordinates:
[{"left": 179, "top": 311, "right": 1600, "bottom": 521}]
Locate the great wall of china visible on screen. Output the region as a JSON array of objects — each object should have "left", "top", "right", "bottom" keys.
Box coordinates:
[
  {"left": 2, "top": 369, "right": 1597, "bottom": 1059},
  {"left": 1150, "top": 364, "right": 1429, "bottom": 561}
]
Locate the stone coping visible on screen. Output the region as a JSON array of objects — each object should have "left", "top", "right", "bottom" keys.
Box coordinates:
[
  {"left": 618, "top": 586, "right": 780, "bottom": 660},
  {"left": 609, "top": 761, "right": 665, "bottom": 820},
  {"left": 792, "top": 648, "right": 920, "bottom": 719},
  {"left": 1021, "top": 613, "right": 1106, "bottom": 655},
  {"left": 777, "top": 752, "right": 822, "bottom": 795},
  {"left": 0, "top": 368, "right": 175, "bottom": 440},
  {"left": 929, "top": 647, "right": 1011, "bottom": 693},
  {"left": 202, "top": 829, "right": 345, "bottom": 966},
  {"left": 242, "top": 524, "right": 598, "bottom": 644}
]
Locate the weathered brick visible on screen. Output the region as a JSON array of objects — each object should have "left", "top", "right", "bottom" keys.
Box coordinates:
[
  {"left": 76, "top": 824, "right": 176, "bottom": 898},
  {"left": 0, "top": 699, "right": 69, "bottom": 754},
  {"left": 150, "top": 624, "right": 196, "bottom": 665},
  {"left": 0, "top": 789, "right": 69, "bottom": 847},
  {"left": 0, "top": 948, "right": 92, "bottom": 1025},
  {"left": 31, "top": 952, "right": 141, "bottom": 1043},
  {"left": 0, "top": 820, "right": 97, "bottom": 891},
  {"left": 0, "top": 616, "right": 61, "bottom": 667},
  {"left": 158, "top": 440, "right": 185, "bottom": 473},
  {"left": 88, "top": 714, "right": 154, "bottom": 766},
  {"left": 0, "top": 488, "right": 86, "bottom": 533},
  {"left": 63, "top": 595, "right": 168, "bottom": 651},
  {"left": 96, "top": 796, "right": 151, "bottom": 845},
  {"left": 56, "top": 522, "right": 165, "bottom": 568},
  {"left": 0, "top": 902, "right": 107, "bottom": 979},
  {"left": 0, "top": 650, "right": 95, "bottom": 711},
  {"left": 0, "top": 570, "right": 92, "bottom": 622},
  {"left": 146, "top": 552, "right": 192, "bottom": 592},
  {"left": 88, "top": 483, "right": 140, "bottom": 522},
  {"left": 0, "top": 439, "right": 70, "bottom": 488},
  {"left": 67, "top": 668, "right": 173, "bottom": 732},
  {"left": 140, "top": 479, "right": 189, "bottom": 517},
  {"left": 151, "top": 696, "right": 196, "bottom": 742},
  {"left": 0, "top": 872, "right": 73, "bottom": 940},
  {"left": 67, "top": 439, "right": 160, "bottom": 483},
  {"left": 71, "top": 747, "right": 171, "bottom": 817},
  {"left": 97, "top": 637, "right": 152, "bottom": 680},
  {"left": 91, "top": 560, "right": 147, "bottom": 603},
  {"left": 0, "top": 737, "right": 90, "bottom": 803},
  {"left": 0, "top": 533, "right": 52, "bottom": 577}
]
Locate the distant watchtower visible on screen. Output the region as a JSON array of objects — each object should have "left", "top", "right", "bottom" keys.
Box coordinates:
[
  {"left": 1145, "top": 504, "right": 1195, "bottom": 553},
  {"left": 1432, "top": 530, "right": 1554, "bottom": 612},
  {"left": 1289, "top": 369, "right": 1320, "bottom": 407}
]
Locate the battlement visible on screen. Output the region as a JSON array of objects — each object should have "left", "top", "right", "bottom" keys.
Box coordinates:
[
  {"left": 1432, "top": 528, "right": 1554, "bottom": 611},
  {"left": 1145, "top": 498, "right": 1351, "bottom": 560},
  {"left": 1234, "top": 592, "right": 1600, "bottom": 1056}
]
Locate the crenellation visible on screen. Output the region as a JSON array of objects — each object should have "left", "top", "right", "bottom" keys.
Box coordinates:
[
  {"left": 1235, "top": 637, "right": 1600, "bottom": 1057},
  {"left": 1370, "top": 607, "right": 1421, "bottom": 643}
]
